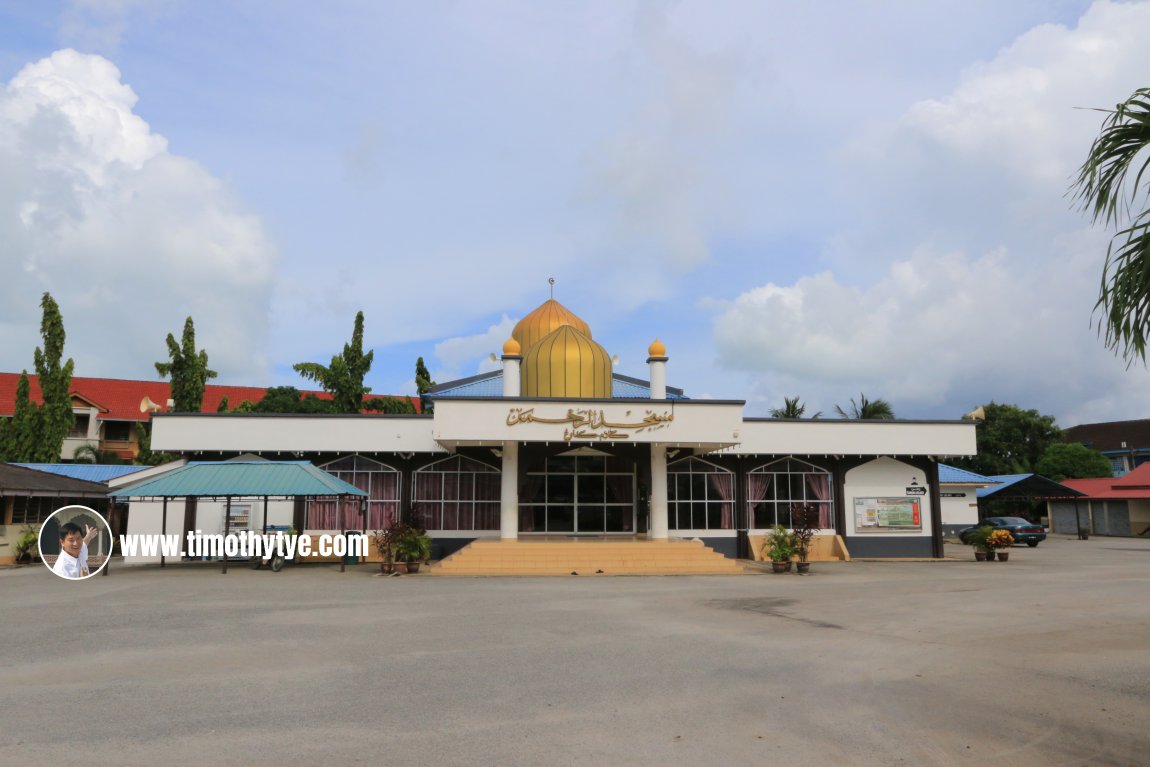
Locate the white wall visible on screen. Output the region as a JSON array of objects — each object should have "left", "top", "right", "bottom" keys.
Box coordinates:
[
  {"left": 152, "top": 414, "right": 444, "bottom": 454},
  {"left": 940, "top": 487, "right": 980, "bottom": 527},
  {"left": 725, "top": 419, "right": 976, "bottom": 458},
  {"left": 844, "top": 457, "right": 932, "bottom": 538}
]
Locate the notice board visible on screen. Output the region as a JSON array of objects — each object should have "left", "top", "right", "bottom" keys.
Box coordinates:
[{"left": 853, "top": 497, "right": 922, "bottom": 532}]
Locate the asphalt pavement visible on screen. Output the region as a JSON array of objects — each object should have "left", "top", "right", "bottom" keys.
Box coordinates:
[{"left": 1, "top": 535, "right": 1147, "bottom": 766}]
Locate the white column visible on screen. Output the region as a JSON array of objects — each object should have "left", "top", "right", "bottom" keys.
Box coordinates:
[
  {"left": 647, "top": 339, "right": 667, "bottom": 399},
  {"left": 500, "top": 440, "right": 519, "bottom": 539},
  {"left": 502, "top": 340, "right": 521, "bottom": 397},
  {"left": 649, "top": 444, "right": 668, "bottom": 539},
  {"left": 648, "top": 358, "right": 667, "bottom": 399}
]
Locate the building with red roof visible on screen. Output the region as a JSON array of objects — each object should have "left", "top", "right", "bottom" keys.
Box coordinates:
[
  {"left": 1047, "top": 463, "right": 1150, "bottom": 537},
  {"left": 0, "top": 373, "right": 417, "bottom": 461}
]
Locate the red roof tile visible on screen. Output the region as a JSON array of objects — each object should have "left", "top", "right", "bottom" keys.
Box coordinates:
[
  {"left": 1060, "top": 466, "right": 1150, "bottom": 499},
  {"left": 0, "top": 373, "right": 418, "bottom": 421},
  {"left": 1110, "top": 462, "right": 1150, "bottom": 489}
]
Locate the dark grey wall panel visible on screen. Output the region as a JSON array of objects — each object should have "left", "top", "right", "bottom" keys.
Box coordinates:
[
  {"left": 845, "top": 536, "right": 934, "bottom": 558},
  {"left": 700, "top": 537, "right": 739, "bottom": 559}
]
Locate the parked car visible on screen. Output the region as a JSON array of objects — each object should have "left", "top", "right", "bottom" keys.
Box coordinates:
[{"left": 959, "top": 517, "right": 1047, "bottom": 547}]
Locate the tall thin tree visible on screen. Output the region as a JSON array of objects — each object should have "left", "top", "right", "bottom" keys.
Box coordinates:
[
  {"left": 155, "top": 317, "right": 218, "bottom": 412},
  {"left": 415, "top": 356, "right": 435, "bottom": 414},
  {"left": 293, "top": 311, "right": 374, "bottom": 413}
]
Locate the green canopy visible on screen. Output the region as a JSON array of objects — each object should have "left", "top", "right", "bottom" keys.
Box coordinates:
[{"left": 109, "top": 461, "right": 367, "bottom": 500}]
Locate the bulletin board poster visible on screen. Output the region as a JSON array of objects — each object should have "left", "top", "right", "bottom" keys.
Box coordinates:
[{"left": 853, "top": 497, "right": 922, "bottom": 532}]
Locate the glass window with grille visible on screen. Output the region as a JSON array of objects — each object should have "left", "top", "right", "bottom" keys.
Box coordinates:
[
  {"left": 519, "top": 454, "right": 634, "bottom": 533},
  {"left": 667, "top": 457, "right": 734, "bottom": 530},
  {"left": 747, "top": 458, "right": 833, "bottom": 529},
  {"left": 412, "top": 455, "right": 501, "bottom": 531},
  {"left": 311, "top": 455, "right": 400, "bottom": 530}
]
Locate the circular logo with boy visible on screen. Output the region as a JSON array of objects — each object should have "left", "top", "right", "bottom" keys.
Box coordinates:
[{"left": 40, "top": 505, "right": 112, "bottom": 580}]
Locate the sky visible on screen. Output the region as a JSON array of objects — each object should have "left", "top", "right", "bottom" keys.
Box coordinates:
[{"left": 1, "top": 0, "right": 1149, "bottom": 427}]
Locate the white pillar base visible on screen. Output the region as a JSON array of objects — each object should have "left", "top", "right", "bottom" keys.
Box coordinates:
[
  {"left": 649, "top": 444, "right": 668, "bottom": 540},
  {"left": 500, "top": 441, "right": 519, "bottom": 540}
]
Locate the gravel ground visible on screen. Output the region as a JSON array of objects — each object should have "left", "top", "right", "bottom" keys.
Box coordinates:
[{"left": 1, "top": 535, "right": 1147, "bottom": 766}]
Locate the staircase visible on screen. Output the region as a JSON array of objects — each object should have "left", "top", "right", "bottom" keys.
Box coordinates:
[{"left": 430, "top": 538, "right": 746, "bottom": 576}]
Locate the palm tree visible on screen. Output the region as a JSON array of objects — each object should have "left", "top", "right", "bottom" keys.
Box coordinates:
[
  {"left": 835, "top": 393, "right": 895, "bottom": 420},
  {"left": 769, "top": 396, "right": 821, "bottom": 419},
  {"left": 72, "top": 442, "right": 126, "bottom": 464},
  {"left": 1073, "top": 87, "right": 1150, "bottom": 362}
]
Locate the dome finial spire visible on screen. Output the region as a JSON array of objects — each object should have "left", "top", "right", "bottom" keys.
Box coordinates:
[{"left": 548, "top": 276, "right": 555, "bottom": 299}]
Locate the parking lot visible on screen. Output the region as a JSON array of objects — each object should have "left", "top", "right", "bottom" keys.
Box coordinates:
[{"left": 2, "top": 535, "right": 1148, "bottom": 766}]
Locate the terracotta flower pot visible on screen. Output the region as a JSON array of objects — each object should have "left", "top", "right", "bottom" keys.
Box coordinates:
[
  {"left": 771, "top": 561, "right": 787, "bottom": 573},
  {"left": 974, "top": 550, "right": 987, "bottom": 561},
  {"left": 996, "top": 551, "right": 1010, "bottom": 562}
]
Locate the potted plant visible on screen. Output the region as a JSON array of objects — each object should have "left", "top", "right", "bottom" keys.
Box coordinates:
[
  {"left": 372, "top": 520, "right": 408, "bottom": 574},
  {"left": 790, "top": 502, "right": 820, "bottom": 573},
  {"left": 13, "top": 525, "right": 38, "bottom": 565},
  {"left": 394, "top": 525, "right": 432, "bottom": 574},
  {"left": 763, "top": 524, "right": 794, "bottom": 573},
  {"left": 986, "top": 529, "right": 1015, "bottom": 561},
  {"left": 966, "top": 525, "right": 994, "bottom": 561}
]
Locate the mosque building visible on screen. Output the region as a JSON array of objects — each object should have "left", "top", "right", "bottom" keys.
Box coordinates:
[{"left": 134, "top": 296, "right": 976, "bottom": 571}]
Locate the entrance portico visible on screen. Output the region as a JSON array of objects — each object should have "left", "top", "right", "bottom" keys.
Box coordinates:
[{"left": 432, "top": 397, "right": 745, "bottom": 542}]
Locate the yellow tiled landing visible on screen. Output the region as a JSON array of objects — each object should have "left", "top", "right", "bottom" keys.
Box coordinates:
[{"left": 430, "top": 538, "right": 746, "bottom": 576}]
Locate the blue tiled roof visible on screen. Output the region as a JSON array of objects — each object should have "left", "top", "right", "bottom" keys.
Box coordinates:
[
  {"left": 432, "top": 373, "right": 505, "bottom": 397},
  {"left": 433, "top": 371, "right": 687, "bottom": 399},
  {"left": 938, "top": 464, "right": 999, "bottom": 485},
  {"left": 976, "top": 474, "right": 1032, "bottom": 498},
  {"left": 15, "top": 463, "right": 148, "bottom": 484}
]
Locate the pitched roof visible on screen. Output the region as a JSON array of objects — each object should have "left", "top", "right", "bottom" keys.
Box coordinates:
[
  {"left": 1060, "top": 463, "right": 1150, "bottom": 499},
  {"left": 0, "top": 373, "right": 417, "bottom": 421},
  {"left": 977, "top": 474, "right": 1085, "bottom": 500},
  {"left": 1111, "top": 462, "right": 1150, "bottom": 488},
  {"left": 0, "top": 463, "right": 108, "bottom": 497},
  {"left": 938, "top": 464, "right": 998, "bottom": 485},
  {"left": 109, "top": 460, "right": 368, "bottom": 499},
  {"left": 1058, "top": 477, "right": 1144, "bottom": 499},
  {"left": 14, "top": 463, "right": 148, "bottom": 483},
  {"left": 431, "top": 370, "right": 688, "bottom": 399},
  {"left": 1063, "top": 418, "right": 1150, "bottom": 452}
]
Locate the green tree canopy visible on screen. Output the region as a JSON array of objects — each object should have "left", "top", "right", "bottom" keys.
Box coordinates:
[
  {"left": 1072, "top": 87, "right": 1150, "bottom": 362},
  {"left": 769, "top": 396, "right": 821, "bottom": 419},
  {"left": 33, "top": 292, "right": 75, "bottom": 461},
  {"left": 951, "top": 402, "right": 1062, "bottom": 476},
  {"left": 293, "top": 311, "right": 374, "bottom": 413},
  {"left": 155, "top": 317, "right": 217, "bottom": 412},
  {"left": 1035, "top": 442, "right": 1113, "bottom": 481},
  {"left": 415, "top": 356, "right": 435, "bottom": 414},
  {"left": 252, "top": 386, "right": 337, "bottom": 414},
  {"left": 0, "top": 293, "right": 75, "bottom": 462},
  {"left": 834, "top": 393, "right": 894, "bottom": 420}
]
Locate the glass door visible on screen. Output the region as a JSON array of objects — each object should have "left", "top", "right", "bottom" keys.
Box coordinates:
[{"left": 522, "top": 455, "right": 635, "bottom": 533}]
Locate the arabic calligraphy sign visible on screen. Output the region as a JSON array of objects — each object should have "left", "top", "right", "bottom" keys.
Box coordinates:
[{"left": 507, "top": 407, "right": 674, "bottom": 442}]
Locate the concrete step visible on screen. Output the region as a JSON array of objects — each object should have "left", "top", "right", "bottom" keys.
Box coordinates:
[{"left": 430, "top": 539, "right": 745, "bottom": 576}]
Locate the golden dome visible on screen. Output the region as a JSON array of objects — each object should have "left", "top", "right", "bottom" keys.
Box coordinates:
[
  {"left": 512, "top": 299, "right": 592, "bottom": 353},
  {"left": 648, "top": 338, "right": 666, "bottom": 358},
  {"left": 522, "top": 325, "right": 612, "bottom": 399},
  {"left": 502, "top": 337, "right": 521, "bottom": 356}
]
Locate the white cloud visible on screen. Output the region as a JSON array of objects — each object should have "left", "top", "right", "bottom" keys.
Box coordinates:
[
  {"left": 716, "top": 0, "right": 1150, "bottom": 425},
  {"left": 0, "top": 49, "right": 277, "bottom": 382},
  {"left": 432, "top": 315, "right": 517, "bottom": 382}
]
